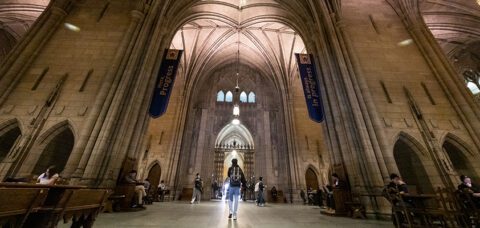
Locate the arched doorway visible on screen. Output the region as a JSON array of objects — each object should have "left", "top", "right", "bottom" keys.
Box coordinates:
[
  {"left": 147, "top": 163, "right": 161, "bottom": 194},
  {"left": 214, "top": 123, "right": 254, "bottom": 183},
  {"left": 443, "top": 138, "right": 479, "bottom": 180},
  {"left": 393, "top": 138, "right": 433, "bottom": 194},
  {"left": 32, "top": 127, "right": 74, "bottom": 175},
  {"left": 305, "top": 168, "right": 319, "bottom": 190},
  {"left": 0, "top": 121, "right": 21, "bottom": 162}
]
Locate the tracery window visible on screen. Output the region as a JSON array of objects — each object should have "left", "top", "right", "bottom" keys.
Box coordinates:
[
  {"left": 225, "top": 91, "right": 233, "bottom": 102},
  {"left": 464, "top": 69, "right": 480, "bottom": 95},
  {"left": 240, "top": 92, "right": 247, "bottom": 103},
  {"left": 248, "top": 92, "right": 255, "bottom": 103},
  {"left": 217, "top": 90, "right": 225, "bottom": 102}
]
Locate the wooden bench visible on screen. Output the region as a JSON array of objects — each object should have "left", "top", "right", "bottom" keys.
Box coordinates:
[
  {"left": 114, "top": 183, "right": 137, "bottom": 210},
  {"left": 0, "top": 188, "right": 49, "bottom": 227},
  {"left": 104, "top": 194, "right": 126, "bottom": 212},
  {"left": 321, "top": 188, "right": 351, "bottom": 216},
  {"left": 59, "top": 189, "right": 109, "bottom": 228}
]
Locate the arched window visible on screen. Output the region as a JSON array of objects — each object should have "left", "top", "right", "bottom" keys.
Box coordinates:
[
  {"left": 217, "top": 91, "right": 225, "bottom": 102},
  {"left": 240, "top": 92, "right": 247, "bottom": 103},
  {"left": 225, "top": 91, "right": 233, "bottom": 102},
  {"left": 467, "top": 82, "right": 480, "bottom": 95},
  {"left": 248, "top": 92, "right": 256, "bottom": 103},
  {"left": 464, "top": 69, "right": 480, "bottom": 95}
]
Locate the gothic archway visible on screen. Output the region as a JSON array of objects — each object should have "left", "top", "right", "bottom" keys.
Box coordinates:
[
  {"left": 393, "top": 135, "right": 434, "bottom": 194},
  {"left": 0, "top": 119, "right": 22, "bottom": 162},
  {"left": 442, "top": 135, "right": 479, "bottom": 181},
  {"left": 214, "top": 123, "right": 254, "bottom": 182},
  {"left": 305, "top": 167, "right": 319, "bottom": 190},
  {"left": 147, "top": 163, "right": 161, "bottom": 194},
  {"left": 32, "top": 126, "right": 75, "bottom": 175}
]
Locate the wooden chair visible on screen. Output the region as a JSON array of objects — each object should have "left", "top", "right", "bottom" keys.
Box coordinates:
[
  {"left": 455, "top": 189, "right": 480, "bottom": 227},
  {"left": 114, "top": 183, "right": 137, "bottom": 209},
  {"left": 332, "top": 188, "right": 351, "bottom": 215},
  {"left": 435, "top": 187, "right": 468, "bottom": 227},
  {"left": 0, "top": 188, "right": 49, "bottom": 228},
  {"left": 384, "top": 190, "right": 431, "bottom": 227}
]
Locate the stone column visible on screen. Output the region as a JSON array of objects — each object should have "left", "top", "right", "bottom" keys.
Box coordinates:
[
  {"left": 69, "top": 7, "right": 146, "bottom": 184},
  {"left": 328, "top": 0, "right": 394, "bottom": 181}
]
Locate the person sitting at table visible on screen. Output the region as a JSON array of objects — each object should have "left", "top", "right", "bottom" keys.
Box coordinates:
[
  {"left": 271, "top": 186, "right": 278, "bottom": 202},
  {"left": 158, "top": 180, "right": 167, "bottom": 201},
  {"left": 458, "top": 175, "right": 480, "bottom": 207},
  {"left": 37, "top": 166, "right": 60, "bottom": 185},
  {"left": 300, "top": 189, "right": 307, "bottom": 204},
  {"left": 123, "top": 170, "right": 147, "bottom": 208},
  {"left": 389, "top": 173, "right": 409, "bottom": 194},
  {"left": 316, "top": 187, "right": 324, "bottom": 207},
  {"left": 384, "top": 173, "right": 411, "bottom": 227}
]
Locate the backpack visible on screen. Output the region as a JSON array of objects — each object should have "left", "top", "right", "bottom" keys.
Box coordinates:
[{"left": 230, "top": 167, "right": 241, "bottom": 186}]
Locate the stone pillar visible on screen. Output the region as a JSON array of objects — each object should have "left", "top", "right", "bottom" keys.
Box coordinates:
[
  {"left": 328, "top": 0, "right": 394, "bottom": 181},
  {"left": 70, "top": 7, "right": 146, "bottom": 185}
]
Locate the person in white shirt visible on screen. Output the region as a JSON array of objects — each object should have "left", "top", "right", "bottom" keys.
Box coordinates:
[
  {"left": 158, "top": 180, "right": 166, "bottom": 201},
  {"left": 37, "top": 166, "right": 59, "bottom": 185}
]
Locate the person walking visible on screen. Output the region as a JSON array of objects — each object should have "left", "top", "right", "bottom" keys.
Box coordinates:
[
  {"left": 191, "top": 173, "right": 203, "bottom": 204},
  {"left": 227, "top": 158, "right": 246, "bottom": 220},
  {"left": 257, "top": 177, "right": 266, "bottom": 207}
]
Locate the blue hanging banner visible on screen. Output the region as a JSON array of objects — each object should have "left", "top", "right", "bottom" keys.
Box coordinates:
[
  {"left": 295, "top": 53, "right": 325, "bottom": 123},
  {"left": 149, "top": 49, "right": 183, "bottom": 118}
]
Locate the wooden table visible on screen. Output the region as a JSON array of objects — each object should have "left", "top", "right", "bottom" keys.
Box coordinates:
[{"left": 401, "top": 193, "right": 436, "bottom": 208}]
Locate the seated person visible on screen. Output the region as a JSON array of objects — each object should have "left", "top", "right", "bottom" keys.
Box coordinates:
[
  {"left": 37, "top": 166, "right": 60, "bottom": 185},
  {"left": 315, "top": 187, "right": 324, "bottom": 207},
  {"left": 300, "top": 189, "right": 307, "bottom": 204},
  {"left": 324, "top": 185, "right": 333, "bottom": 209},
  {"left": 158, "top": 180, "right": 166, "bottom": 201},
  {"left": 271, "top": 186, "right": 278, "bottom": 201},
  {"left": 123, "top": 170, "right": 147, "bottom": 208},
  {"left": 385, "top": 173, "right": 410, "bottom": 227},
  {"left": 144, "top": 178, "right": 151, "bottom": 192},
  {"left": 458, "top": 175, "right": 480, "bottom": 207}
]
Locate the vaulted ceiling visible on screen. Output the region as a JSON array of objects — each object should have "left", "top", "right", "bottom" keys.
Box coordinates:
[
  {"left": 420, "top": 0, "right": 480, "bottom": 87},
  {"left": 169, "top": 18, "right": 306, "bottom": 90},
  {"left": 0, "top": 0, "right": 478, "bottom": 88},
  {"left": 0, "top": 0, "right": 49, "bottom": 61}
]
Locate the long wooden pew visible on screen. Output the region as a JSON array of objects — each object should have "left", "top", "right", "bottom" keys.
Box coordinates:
[
  {"left": 0, "top": 183, "right": 108, "bottom": 228},
  {"left": 0, "top": 188, "right": 49, "bottom": 227},
  {"left": 58, "top": 189, "right": 109, "bottom": 228}
]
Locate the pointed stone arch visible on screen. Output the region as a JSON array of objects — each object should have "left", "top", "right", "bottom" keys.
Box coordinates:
[
  {"left": 392, "top": 132, "right": 434, "bottom": 194},
  {"left": 305, "top": 165, "right": 320, "bottom": 190},
  {"left": 0, "top": 118, "right": 22, "bottom": 162},
  {"left": 146, "top": 161, "right": 162, "bottom": 194},
  {"left": 28, "top": 120, "right": 76, "bottom": 175},
  {"left": 441, "top": 133, "right": 480, "bottom": 180}
]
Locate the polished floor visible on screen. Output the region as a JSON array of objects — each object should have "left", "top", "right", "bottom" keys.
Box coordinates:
[{"left": 60, "top": 201, "right": 394, "bottom": 228}]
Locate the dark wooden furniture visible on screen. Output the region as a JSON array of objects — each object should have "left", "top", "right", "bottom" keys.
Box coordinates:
[
  {"left": 0, "top": 183, "right": 108, "bottom": 228},
  {"left": 456, "top": 188, "right": 480, "bottom": 227},
  {"left": 114, "top": 183, "right": 137, "bottom": 209},
  {"left": 58, "top": 189, "right": 109, "bottom": 228},
  {"left": 321, "top": 188, "right": 351, "bottom": 216},
  {"left": 0, "top": 187, "right": 49, "bottom": 227}
]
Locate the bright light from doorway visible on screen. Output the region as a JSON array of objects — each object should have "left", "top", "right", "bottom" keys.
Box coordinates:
[{"left": 232, "top": 118, "right": 240, "bottom": 125}]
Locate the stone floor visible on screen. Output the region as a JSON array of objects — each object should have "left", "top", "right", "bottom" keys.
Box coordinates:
[{"left": 61, "top": 201, "right": 393, "bottom": 228}]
